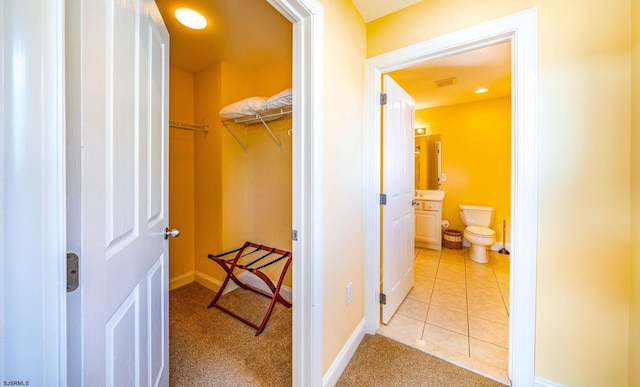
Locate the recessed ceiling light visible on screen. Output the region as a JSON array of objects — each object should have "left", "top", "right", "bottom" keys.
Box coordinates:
[
  {"left": 475, "top": 87, "right": 489, "bottom": 94},
  {"left": 174, "top": 7, "right": 207, "bottom": 30}
]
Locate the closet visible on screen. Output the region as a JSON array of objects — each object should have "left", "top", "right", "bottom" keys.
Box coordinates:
[
  {"left": 159, "top": 0, "right": 294, "bottom": 328},
  {"left": 168, "top": 60, "right": 293, "bottom": 300}
]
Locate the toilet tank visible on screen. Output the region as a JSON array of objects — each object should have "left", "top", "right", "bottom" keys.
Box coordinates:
[{"left": 459, "top": 205, "right": 496, "bottom": 227}]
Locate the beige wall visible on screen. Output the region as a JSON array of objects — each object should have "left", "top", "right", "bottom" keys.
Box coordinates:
[
  {"left": 630, "top": 0, "right": 640, "bottom": 385},
  {"left": 168, "top": 66, "right": 195, "bottom": 280},
  {"left": 415, "top": 97, "right": 511, "bottom": 244},
  {"left": 368, "top": 1, "right": 631, "bottom": 385},
  {"left": 319, "top": 0, "right": 367, "bottom": 374}
]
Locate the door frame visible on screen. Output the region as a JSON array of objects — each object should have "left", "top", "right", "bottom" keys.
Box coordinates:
[
  {"left": 363, "top": 8, "right": 538, "bottom": 384},
  {"left": 1, "top": 0, "right": 67, "bottom": 384},
  {"left": 267, "top": 0, "right": 325, "bottom": 385},
  {"left": 1, "top": 0, "right": 324, "bottom": 385}
]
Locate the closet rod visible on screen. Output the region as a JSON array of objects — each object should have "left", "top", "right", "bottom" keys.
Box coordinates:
[{"left": 169, "top": 120, "right": 208, "bottom": 132}]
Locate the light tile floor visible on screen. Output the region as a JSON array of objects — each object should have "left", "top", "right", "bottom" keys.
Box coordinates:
[{"left": 377, "top": 246, "right": 511, "bottom": 385}]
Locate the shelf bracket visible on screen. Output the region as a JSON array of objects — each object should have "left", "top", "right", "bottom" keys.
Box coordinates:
[
  {"left": 220, "top": 106, "right": 291, "bottom": 153},
  {"left": 222, "top": 121, "right": 248, "bottom": 153},
  {"left": 257, "top": 115, "right": 283, "bottom": 152}
]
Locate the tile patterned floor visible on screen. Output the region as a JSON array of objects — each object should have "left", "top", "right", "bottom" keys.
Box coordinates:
[{"left": 377, "top": 246, "right": 511, "bottom": 385}]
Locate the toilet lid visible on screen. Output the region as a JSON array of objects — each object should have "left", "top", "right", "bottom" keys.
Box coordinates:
[{"left": 466, "top": 226, "right": 495, "bottom": 237}]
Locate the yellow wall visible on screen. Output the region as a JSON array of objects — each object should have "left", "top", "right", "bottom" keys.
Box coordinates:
[
  {"left": 319, "top": 0, "right": 367, "bottom": 374},
  {"left": 415, "top": 97, "right": 511, "bottom": 244},
  {"left": 368, "top": 1, "right": 631, "bottom": 385},
  {"left": 192, "top": 57, "right": 293, "bottom": 287},
  {"left": 630, "top": 0, "right": 640, "bottom": 384},
  {"left": 218, "top": 62, "right": 249, "bottom": 254},
  {"left": 244, "top": 57, "right": 293, "bottom": 285},
  {"left": 168, "top": 66, "right": 195, "bottom": 280},
  {"left": 193, "top": 62, "right": 225, "bottom": 281}
]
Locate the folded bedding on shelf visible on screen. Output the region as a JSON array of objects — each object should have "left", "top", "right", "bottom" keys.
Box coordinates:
[
  {"left": 262, "top": 88, "right": 292, "bottom": 111},
  {"left": 219, "top": 88, "right": 292, "bottom": 120},
  {"left": 219, "top": 96, "right": 268, "bottom": 119}
]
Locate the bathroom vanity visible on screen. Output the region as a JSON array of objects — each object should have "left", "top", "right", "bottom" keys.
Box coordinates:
[{"left": 414, "top": 190, "right": 444, "bottom": 250}]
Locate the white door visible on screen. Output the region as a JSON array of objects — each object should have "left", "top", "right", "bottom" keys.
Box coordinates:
[
  {"left": 71, "top": 0, "right": 171, "bottom": 385},
  {"left": 381, "top": 75, "right": 416, "bottom": 324}
]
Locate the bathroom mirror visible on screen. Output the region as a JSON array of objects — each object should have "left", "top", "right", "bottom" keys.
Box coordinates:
[{"left": 415, "top": 134, "right": 441, "bottom": 190}]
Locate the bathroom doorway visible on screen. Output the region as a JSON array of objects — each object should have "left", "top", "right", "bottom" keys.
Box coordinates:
[
  {"left": 364, "top": 8, "right": 539, "bottom": 386},
  {"left": 378, "top": 41, "right": 512, "bottom": 383}
]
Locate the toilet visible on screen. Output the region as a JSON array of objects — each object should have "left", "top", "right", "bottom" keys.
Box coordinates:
[{"left": 459, "top": 205, "right": 496, "bottom": 264}]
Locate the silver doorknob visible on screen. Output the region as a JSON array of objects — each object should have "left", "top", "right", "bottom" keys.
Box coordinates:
[
  {"left": 164, "top": 227, "right": 181, "bottom": 239},
  {"left": 412, "top": 200, "right": 420, "bottom": 206}
]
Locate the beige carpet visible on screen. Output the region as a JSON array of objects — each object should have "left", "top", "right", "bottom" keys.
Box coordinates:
[
  {"left": 170, "top": 282, "right": 292, "bottom": 386},
  {"left": 170, "top": 282, "right": 506, "bottom": 386},
  {"left": 336, "top": 334, "right": 506, "bottom": 386}
]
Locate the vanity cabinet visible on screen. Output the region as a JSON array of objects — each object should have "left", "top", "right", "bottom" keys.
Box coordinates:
[{"left": 415, "top": 200, "right": 442, "bottom": 250}]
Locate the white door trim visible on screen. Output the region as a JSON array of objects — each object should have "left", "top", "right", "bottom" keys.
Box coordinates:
[
  {"left": 0, "top": 0, "right": 67, "bottom": 384},
  {"left": 267, "top": 1, "right": 324, "bottom": 386},
  {"left": 363, "top": 8, "right": 538, "bottom": 385}
]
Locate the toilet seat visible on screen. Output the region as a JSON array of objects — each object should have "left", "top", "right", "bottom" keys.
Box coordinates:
[{"left": 466, "top": 226, "right": 495, "bottom": 238}]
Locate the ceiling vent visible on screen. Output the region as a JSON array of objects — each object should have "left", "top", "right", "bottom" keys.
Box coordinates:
[{"left": 435, "top": 77, "right": 457, "bottom": 88}]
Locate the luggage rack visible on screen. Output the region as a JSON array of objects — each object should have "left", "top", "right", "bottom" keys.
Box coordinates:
[{"left": 206, "top": 241, "right": 292, "bottom": 336}]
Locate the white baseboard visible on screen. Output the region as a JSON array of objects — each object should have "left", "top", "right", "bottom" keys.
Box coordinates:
[
  {"left": 170, "top": 270, "right": 292, "bottom": 302},
  {"left": 535, "top": 376, "right": 564, "bottom": 387},
  {"left": 415, "top": 241, "right": 442, "bottom": 250},
  {"left": 460, "top": 239, "right": 512, "bottom": 253},
  {"left": 241, "top": 273, "right": 292, "bottom": 303},
  {"left": 490, "top": 241, "right": 511, "bottom": 253},
  {"left": 194, "top": 270, "right": 239, "bottom": 294},
  {"left": 322, "top": 318, "right": 366, "bottom": 387},
  {"left": 169, "top": 271, "right": 195, "bottom": 290}
]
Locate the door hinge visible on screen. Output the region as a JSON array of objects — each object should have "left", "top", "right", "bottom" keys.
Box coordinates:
[
  {"left": 380, "top": 193, "right": 387, "bottom": 205},
  {"left": 379, "top": 293, "right": 387, "bottom": 305},
  {"left": 292, "top": 229, "right": 298, "bottom": 241},
  {"left": 67, "top": 253, "right": 79, "bottom": 293},
  {"left": 380, "top": 93, "right": 387, "bottom": 105}
]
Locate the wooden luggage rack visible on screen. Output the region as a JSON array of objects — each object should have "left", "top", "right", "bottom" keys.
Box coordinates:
[{"left": 206, "top": 241, "right": 292, "bottom": 336}]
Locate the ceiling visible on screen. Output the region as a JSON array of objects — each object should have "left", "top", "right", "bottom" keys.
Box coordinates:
[
  {"left": 387, "top": 41, "right": 512, "bottom": 110},
  {"left": 155, "top": 0, "right": 511, "bottom": 109},
  {"left": 154, "top": 0, "right": 292, "bottom": 73},
  {"left": 351, "top": 0, "right": 422, "bottom": 22}
]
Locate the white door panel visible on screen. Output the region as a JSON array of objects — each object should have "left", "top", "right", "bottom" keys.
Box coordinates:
[
  {"left": 70, "top": 0, "right": 170, "bottom": 385},
  {"left": 382, "top": 75, "right": 415, "bottom": 324}
]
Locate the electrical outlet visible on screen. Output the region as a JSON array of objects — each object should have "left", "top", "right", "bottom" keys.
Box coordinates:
[
  {"left": 346, "top": 282, "right": 353, "bottom": 305},
  {"left": 440, "top": 173, "right": 447, "bottom": 182}
]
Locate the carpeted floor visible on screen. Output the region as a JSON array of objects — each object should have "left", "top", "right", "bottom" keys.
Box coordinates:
[
  {"left": 336, "top": 334, "right": 506, "bottom": 386},
  {"left": 170, "top": 282, "right": 292, "bottom": 386},
  {"left": 170, "top": 282, "right": 506, "bottom": 386}
]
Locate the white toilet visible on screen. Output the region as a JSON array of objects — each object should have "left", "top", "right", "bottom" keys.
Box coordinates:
[{"left": 459, "top": 205, "right": 496, "bottom": 264}]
